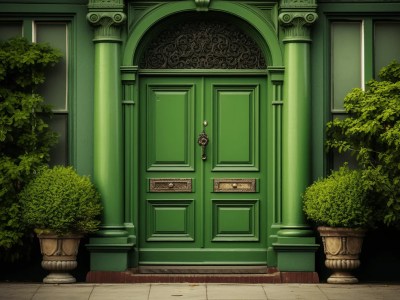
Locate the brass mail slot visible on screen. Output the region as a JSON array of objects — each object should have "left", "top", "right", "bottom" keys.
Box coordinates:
[
  {"left": 149, "top": 178, "right": 192, "bottom": 192},
  {"left": 213, "top": 179, "right": 256, "bottom": 193}
]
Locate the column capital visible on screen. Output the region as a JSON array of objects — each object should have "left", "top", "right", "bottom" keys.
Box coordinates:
[
  {"left": 87, "top": 0, "right": 126, "bottom": 42},
  {"left": 279, "top": 0, "right": 318, "bottom": 42}
]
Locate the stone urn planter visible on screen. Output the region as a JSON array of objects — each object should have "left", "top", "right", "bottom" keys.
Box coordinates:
[
  {"left": 19, "top": 166, "right": 102, "bottom": 283},
  {"left": 318, "top": 226, "right": 366, "bottom": 284},
  {"left": 38, "top": 233, "right": 83, "bottom": 283},
  {"left": 303, "top": 166, "right": 375, "bottom": 284}
]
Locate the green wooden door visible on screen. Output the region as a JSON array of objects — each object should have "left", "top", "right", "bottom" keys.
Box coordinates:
[{"left": 139, "top": 76, "right": 268, "bottom": 265}]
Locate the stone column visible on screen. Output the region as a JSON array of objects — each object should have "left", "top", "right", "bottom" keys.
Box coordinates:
[
  {"left": 272, "top": 0, "right": 319, "bottom": 272},
  {"left": 86, "top": 0, "right": 134, "bottom": 272}
]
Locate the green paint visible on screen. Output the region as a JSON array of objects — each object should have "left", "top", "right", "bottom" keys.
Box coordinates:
[
  {"left": 0, "top": 5, "right": 95, "bottom": 173},
  {"left": 281, "top": 42, "right": 312, "bottom": 234},
  {"left": 217, "top": 92, "right": 251, "bottom": 163},
  {"left": 154, "top": 208, "right": 186, "bottom": 232},
  {"left": 149, "top": 89, "right": 191, "bottom": 166},
  {"left": 273, "top": 1, "right": 319, "bottom": 271},
  {"left": 93, "top": 42, "right": 124, "bottom": 229},
  {"left": 139, "top": 76, "right": 268, "bottom": 264},
  {"left": 218, "top": 208, "right": 252, "bottom": 233},
  {"left": 86, "top": 0, "right": 135, "bottom": 271},
  {"left": 122, "top": 1, "right": 283, "bottom": 66},
  {"left": 138, "top": 248, "right": 269, "bottom": 265}
]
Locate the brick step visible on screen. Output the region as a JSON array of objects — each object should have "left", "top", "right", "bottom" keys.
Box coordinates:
[{"left": 86, "top": 270, "right": 319, "bottom": 284}]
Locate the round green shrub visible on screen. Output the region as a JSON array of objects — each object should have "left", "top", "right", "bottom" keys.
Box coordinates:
[
  {"left": 303, "top": 166, "right": 374, "bottom": 228},
  {"left": 20, "top": 166, "right": 102, "bottom": 235}
]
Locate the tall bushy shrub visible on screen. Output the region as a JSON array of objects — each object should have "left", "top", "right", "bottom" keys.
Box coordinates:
[
  {"left": 0, "top": 38, "right": 61, "bottom": 261},
  {"left": 327, "top": 61, "right": 400, "bottom": 227}
]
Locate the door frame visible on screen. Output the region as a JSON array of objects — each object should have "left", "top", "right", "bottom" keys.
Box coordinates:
[
  {"left": 137, "top": 74, "right": 270, "bottom": 265},
  {"left": 121, "top": 2, "right": 285, "bottom": 268}
]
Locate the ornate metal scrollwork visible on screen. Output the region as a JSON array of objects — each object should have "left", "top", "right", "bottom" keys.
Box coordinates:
[
  {"left": 139, "top": 20, "right": 266, "bottom": 69},
  {"left": 197, "top": 130, "right": 209, "bottom": 161}
]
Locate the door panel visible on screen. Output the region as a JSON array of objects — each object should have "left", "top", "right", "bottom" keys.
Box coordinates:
[
  {"left": 146, "top": 199, "right": 195, "bottom": 242},
  {"left": 146, "top": 83, "right": 195, "bottom": 171},
  {"left": 212, "top": 85, "right": 259, "bottom": 170},
  {"left": 211, "top": 199, "right": 259, "bottom": 242},
  {"left": 139, "top": 76, "right": 267, "bottom": 265}
]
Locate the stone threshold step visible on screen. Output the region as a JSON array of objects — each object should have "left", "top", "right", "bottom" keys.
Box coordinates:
[{"left": 138, "top": 265, "right": 270, "bottom": 274}]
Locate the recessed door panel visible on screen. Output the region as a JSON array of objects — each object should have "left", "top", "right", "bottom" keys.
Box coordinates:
[
  {"left": 212, "top": 85, "right": 259, "bottom": 171},
  {"left": 146, "top": 84, "right": 195, "bottom": 171},
  {"left": 212, "top": 199, "right": 259, "bottom": 242},
  {"left": 139, "top": 76, "right": 267, "bottom": 265},
  {"left": 146, "top": 199, "right": 195, "bottom": 242}
]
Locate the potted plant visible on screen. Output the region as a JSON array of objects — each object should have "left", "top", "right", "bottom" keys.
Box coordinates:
[
  {"left": 19, "top": 166, "right": 102, "bottom": 283},
  {"left": 303, "top": 165, "right": 375, "bottom": 284},
  {"left": 327, "top": 61, "right": 400, "bottom": 228}
]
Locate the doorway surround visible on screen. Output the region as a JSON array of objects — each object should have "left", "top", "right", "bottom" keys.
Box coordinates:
[{"left": 86, "top": 0, "right": 319, "bottom": 279}]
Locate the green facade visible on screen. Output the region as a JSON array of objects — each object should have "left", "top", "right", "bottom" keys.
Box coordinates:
[{"left": 1, "top": 0, "right": 399, "bottom": 277}]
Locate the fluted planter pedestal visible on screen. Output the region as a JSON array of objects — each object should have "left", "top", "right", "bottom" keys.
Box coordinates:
[
  {"left": 318, "top": 227, "right": 366, "bottom": 284},
  {"left": 37, "top": 233, "right": 83, "bottom": 283}
]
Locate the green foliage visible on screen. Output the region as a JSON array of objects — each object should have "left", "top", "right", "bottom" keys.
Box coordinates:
[
  {"left": 327, "top": 61, "right": 400, "bottom": 227},
  {"left": 0, "top": 38, "right": 61, "bottom": 261},
  {"left": 20, "top": 166, "right": 102, "bottom": 235},
  {"left": 303, "top": 165, "right": 375, "bottom": 228}
]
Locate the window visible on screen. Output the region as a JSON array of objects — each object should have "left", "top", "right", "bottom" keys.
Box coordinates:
[
  {"left": 330, "top": 18, "right": 400, "bottom": 169},
  {"left": 374, "top": 21, "right": 400, "bottom": 77},
  {"left": 34, "top": 22, "right": 69, "bottom": 165},
  {"left": 331, "top": 18, "right": 400, "bottom": 112},
  {"left": 0, "top": 20, "right": 70, "bottom": 165},
  {"left": 331, "top": 21, "right": 363, "bottom": 112}
]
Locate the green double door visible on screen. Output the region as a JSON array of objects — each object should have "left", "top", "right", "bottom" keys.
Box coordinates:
[{"left": 139, "top": 76, "right": 268, "bottom": 265}]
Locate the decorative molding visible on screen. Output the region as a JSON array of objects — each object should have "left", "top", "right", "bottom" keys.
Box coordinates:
[
  {"left": 280, "top": 0, "right": 317, "bottom": 8},
  {"left": 278, "top": 0, "right": 317, "bottom": 42},
  {"left": 213, "top": 178, "right": 256, "bottom": 193},
  {"left": 268, "top": 66, "right": 285, "bottom": 85},
  {"left": 278, "top": 11, "right": 317, "bottom": 42},
  {"left": 140, "top": 19, "right": 266, "bottom": 69},
  {"left": 88, "top": 0, "right": 124, "bottom": 10},
  {"left": 149, "top": 178, "right": 193, "bottom": 193},
  {"left": 249, "top": 2, "right": 278, "bottom": 29},
  {"left": 121, "top": 65, "right": 138, "bottom": 82},
  {"left": 127, "top": 2, "right": 159, "bottom": 31},
  {"left": 87, "top": 0, "right": 126, "bottom": 41},
  {"left": 195, "top": 0, "right": 211, "bottom": 11}
]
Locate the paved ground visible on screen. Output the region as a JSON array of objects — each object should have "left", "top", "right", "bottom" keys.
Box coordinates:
[{"left": 1, "top": 283, "right": 400, "bottom": 300}]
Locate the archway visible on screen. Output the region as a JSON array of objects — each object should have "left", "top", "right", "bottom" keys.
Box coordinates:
[{"left": 121, "top": 3, "right": 284, "bottom": 268}]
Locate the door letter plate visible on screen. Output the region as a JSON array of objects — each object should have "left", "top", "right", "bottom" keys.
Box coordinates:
[
  {"left": 150, "top": 178, "right": 192, "bottom": 192},
  {"left": 213, "top": 179, "right": 256, "bottom": 192}
]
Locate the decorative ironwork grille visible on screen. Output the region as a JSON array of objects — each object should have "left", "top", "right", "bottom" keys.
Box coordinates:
[{"left": 139, "top": 20, "right": 266, "bottom": 69}]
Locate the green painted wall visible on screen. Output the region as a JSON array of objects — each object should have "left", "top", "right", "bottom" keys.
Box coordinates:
[{"left": 1, "top": 0, "right": 399, "bottom": 281}]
